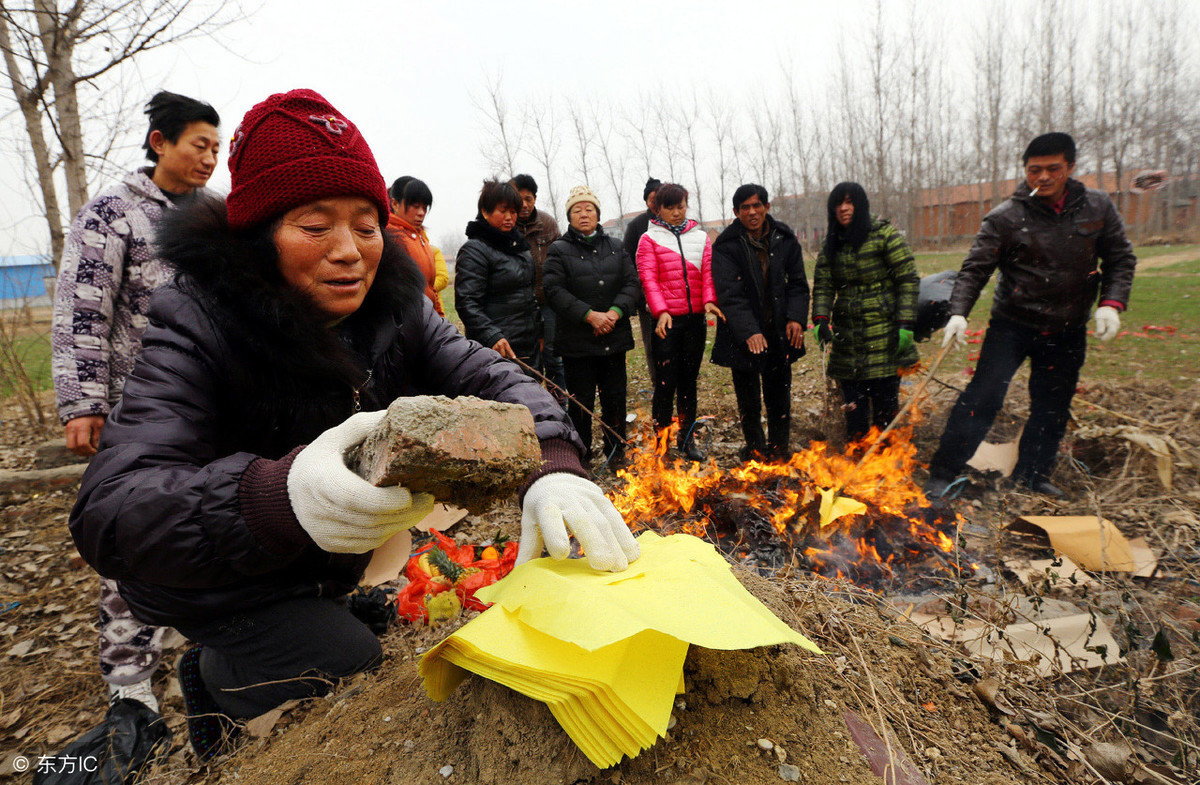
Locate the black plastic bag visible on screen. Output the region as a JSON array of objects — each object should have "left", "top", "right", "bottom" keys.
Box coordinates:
[
  {"left": 32, "top": 699, "right": 171, "bottom": 785},
  {"left": 915, "top": 270, "right": 957, "bottom": 342},
  {"left": 347, "top": 585, "right": 397, "bottom": 636}
]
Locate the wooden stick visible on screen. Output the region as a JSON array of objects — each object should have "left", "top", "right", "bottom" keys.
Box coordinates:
[
  {"left": 829, "top": 342, "right": 954, "bottom": 496},
  {"left": 509, "top": 355, "right": 632, "bottom": 448}
]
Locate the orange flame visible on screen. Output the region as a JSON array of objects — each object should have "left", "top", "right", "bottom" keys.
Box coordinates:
[{"left": 609, "top": 423, "right": 965, "bottom": 586}]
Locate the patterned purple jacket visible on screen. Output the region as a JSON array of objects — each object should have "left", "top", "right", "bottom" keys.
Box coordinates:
[{"left": 51, "top": 168, "right": 177, "bottom": 424}]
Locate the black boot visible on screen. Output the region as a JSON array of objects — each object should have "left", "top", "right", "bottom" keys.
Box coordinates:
[
  {"left": 678, "top": 433, "right": 706, "bottom": 462},
  {"left": 178, "top": 646, "right": 238, "bottom": 760}
]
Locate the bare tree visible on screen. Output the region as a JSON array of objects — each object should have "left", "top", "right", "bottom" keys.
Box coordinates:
[
  {"left": 0, "top": 0, "right": 245, "bottom": 267},
  {"left": 703, "top": 88, "right": 734, "bottom": 225},
  {"left": 524, "top": 97, "right": 563, "bottom": 225},
  {"left": 437, "top": 230, "right": 463, "bottom": 263},
  {"left": 652, "top": 100, "right": 681, "bottom": 183},
  {"left": 592, "top": 99, "right": 629, "bottom": 230},
  {"left": 969, "top": 2, "right": 1009, "bottom": 207},
  {"left": 565, "top": 98, "right": 594, "bottom": 187},
  {"left": 622, "top": 99, "right": 660, "bottom": 187},
  {"left": 679, "top": 93, "right": 704, "bottom": 225},
  {"left": 475, "top": 73, "right": 521, "bottom": 178}
]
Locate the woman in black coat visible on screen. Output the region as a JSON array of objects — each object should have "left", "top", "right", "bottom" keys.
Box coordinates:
[
  {"left": 67, "top": 90, "right": 639, "bottom": 760},
  {"left": 454, "top": 180, "right": 542, "bottom": 372},
  {"left": 543, "top": 186, "right": 641, "bottom": 467}
]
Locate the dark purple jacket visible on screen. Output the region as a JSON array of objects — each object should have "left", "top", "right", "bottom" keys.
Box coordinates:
[{"left": 69, "top": 197, "right": 584, "bottom": 628}]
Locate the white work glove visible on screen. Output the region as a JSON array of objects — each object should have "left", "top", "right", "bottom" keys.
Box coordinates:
[
  {"left": 287, "top": 411, "right": 435, "bottom": 554},
  {"left": 941, "top": 315, "right": 968, "bottom": 348},
  {"left": 518, "top": 473, "right": 641, "bottom": 572},
  {"left": 1094, "top": 306, "right": 1120, "bottom": 341}
]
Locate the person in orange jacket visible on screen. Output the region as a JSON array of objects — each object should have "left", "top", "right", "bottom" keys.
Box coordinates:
[{"left": 387, "top": 176, "right": 448, "bottom": 316}]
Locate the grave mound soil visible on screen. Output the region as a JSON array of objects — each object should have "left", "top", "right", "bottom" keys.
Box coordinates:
[{"left": 210, "top": 570, "right": 1032, "bottom": 785}]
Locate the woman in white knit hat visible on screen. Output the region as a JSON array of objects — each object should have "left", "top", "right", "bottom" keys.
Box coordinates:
[{"left": 543, "top": 186, "right": 642, "bottom": 469}]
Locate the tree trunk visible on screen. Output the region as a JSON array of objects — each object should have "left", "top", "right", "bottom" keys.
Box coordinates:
[
  {"left": 33, "top": 0, "right": 89, "bottom": 218},
  {"left": 0, "top": 6, "right": 65, "bottom": 265}
]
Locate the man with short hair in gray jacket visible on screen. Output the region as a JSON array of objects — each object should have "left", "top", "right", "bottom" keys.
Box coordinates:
[
  {"left": 925, "top": 132, "right": 1136, "bottom": 499},
  {"left": 51, "top": 90, "right": 220, "bottom": 712}
]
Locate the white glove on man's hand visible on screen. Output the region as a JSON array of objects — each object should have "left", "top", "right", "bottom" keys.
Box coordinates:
[
  {"left": 941, "top": 315, "right": 968, "bottom": 348},
  {"left": 287, "top": 411, "right": 435, "bottom": 554},
  {"left": 1094, "top": 306, "right": 1120, "bottom": 341},
  {"left": 518, "top": 473, "right": 641, "bottom": 572}
]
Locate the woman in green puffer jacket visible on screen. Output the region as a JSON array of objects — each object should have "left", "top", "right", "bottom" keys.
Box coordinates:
[{"left": 811, "top": 182, "right": 919, "bottom": 441}]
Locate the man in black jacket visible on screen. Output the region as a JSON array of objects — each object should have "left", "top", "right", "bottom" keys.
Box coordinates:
[
  {"left": 623, "top": 177, "right": 661, "bottom": 384},
  {"left": 710, "top": 184, "right": 810, "bottom": 460},
  {"left": 926, "top": 133, "right": 1137, "bottom": 498}
]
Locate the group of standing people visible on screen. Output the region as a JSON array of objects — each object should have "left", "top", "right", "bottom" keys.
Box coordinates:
[{"left": 50, "top": 80, "right": 1134, "bottom": 766}]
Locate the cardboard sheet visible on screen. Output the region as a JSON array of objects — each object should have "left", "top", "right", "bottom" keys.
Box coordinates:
[
  {"left": 1128, "top": 537, "right": 1160, "bottom": 578},
  {"left": 1006, "top": 516, "right": 1137, "bottom": 572},
  {"left": 966, "top": 431, "right": 1021, "bottom": 477},
  {"left": 1006, "top": 555, "right": 1093, "bottom": 587},
  {"left": 362, "top": 504, "right": 468, "bottom": 586},
  {"left": 961, "top": 613, "right": 1124, "bottom": 678}
]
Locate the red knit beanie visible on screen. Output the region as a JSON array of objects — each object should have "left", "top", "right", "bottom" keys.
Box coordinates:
[{"left": 225, "top": 88, "right": 389, "bottom": 230}]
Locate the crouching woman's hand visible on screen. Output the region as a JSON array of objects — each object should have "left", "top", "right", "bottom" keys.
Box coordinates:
[
  {"left": 287, "top": 411, "right": 434, "bottom": 553},
  {"left": 518, "top": 474, "right": 641, "bottom": 572}
]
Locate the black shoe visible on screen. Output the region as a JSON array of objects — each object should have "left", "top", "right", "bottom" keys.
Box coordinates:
[
  {"left": 679, "top": 440, "right": 706, "bottom": 462},
  {"left": 924, "top": 475, "right": 965, "bottom": 500},
  {"left": 739, "top": 444, "right": 767, "bottom": 462},
  {"left": 1027, "top": 478, "right": 1065, "bottom": 498},
  {"left": 767, "top": 443, "right": 792, "bottom": 462},
  {"left": 178, "top": 646, "right": 238, "bottom": 761}
]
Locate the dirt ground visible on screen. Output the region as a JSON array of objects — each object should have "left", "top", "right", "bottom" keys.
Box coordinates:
[{"left": 1, "top": 345, "right": 1198, "bottom": 784}]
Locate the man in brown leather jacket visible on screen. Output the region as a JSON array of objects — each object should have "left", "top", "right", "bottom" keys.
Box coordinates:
[
  {"left": 925, "top": 133, "right": 1136, "bottom": 498},
  {"left": 512, "top": 174, "right": 564, "bottom": 398}
]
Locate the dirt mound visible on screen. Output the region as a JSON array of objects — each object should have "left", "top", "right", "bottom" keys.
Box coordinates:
[{"left": 210, "top": 569, "right": 1029, "bottom": 785}]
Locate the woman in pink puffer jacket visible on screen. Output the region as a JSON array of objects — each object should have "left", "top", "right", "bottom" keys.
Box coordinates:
[{"left": 635, "top": 183, "right": 722, "bottom": 461}]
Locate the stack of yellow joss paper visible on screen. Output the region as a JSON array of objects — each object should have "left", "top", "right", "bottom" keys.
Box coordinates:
[{"left": 420, "top": 531, "right": 821, "bottom": 768}]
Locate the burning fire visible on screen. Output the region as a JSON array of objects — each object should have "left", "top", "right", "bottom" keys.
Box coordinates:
[{"left": 608, "top": 424, "right": 969, "bottom": 590}]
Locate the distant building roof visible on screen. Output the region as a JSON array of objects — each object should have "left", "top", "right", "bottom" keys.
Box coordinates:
[{"left": 0, "top": 255, "right": 52, "bottom": 269}]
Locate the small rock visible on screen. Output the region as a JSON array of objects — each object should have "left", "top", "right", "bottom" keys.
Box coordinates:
[
  {"left": 404, "top": 740, "right": 415, "bottom": 751},
  {"left": 774, "top": 746, "right": 787, "bottom": 764},
  {"left": 675, "top": 699, "right": 687, "bottom": 711},
  {"left": 1084, "top": 742, "right": 1131, "bottom": 782},
  {"left": 823, "top": 699, "right": 838, "bottom": 709},
  {"left": 383, "top": 716, "right": 392, "bottom": 722},
  {"left": 668, "top": 715, "right": 677, "bottom": 730},
  {"left": 778, "top": 763, "right": 801, "bottom": 782},
  {"left": 924, "top": 747, "right": 942, "bottom": 760},
  {"left": 757, "top": 738, "right": 774, "bottom": 751},
  {"left": 439, "top": 764, "right": 454, "bottom": 778}
]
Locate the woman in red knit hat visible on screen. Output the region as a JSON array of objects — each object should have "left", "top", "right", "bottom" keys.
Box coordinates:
[{"left": 67, "top": 88, "right": 639, "bottom": 760}]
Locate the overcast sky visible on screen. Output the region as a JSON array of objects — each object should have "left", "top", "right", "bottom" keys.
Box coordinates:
[{"left": 2, "top": 0, "right": 996, "bottom": 255}]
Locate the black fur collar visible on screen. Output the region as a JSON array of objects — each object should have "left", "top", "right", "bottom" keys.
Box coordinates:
[
  {"left": 465, "top": 216, "right": 531, "bottom": 254},
  {"left": 154, "top": 194, "right": 428, "bottom": 452}
]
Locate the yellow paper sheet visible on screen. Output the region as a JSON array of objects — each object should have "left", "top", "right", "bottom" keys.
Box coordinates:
[
  {"left": 474, "top": 532, "right": 821, "bottom": 654},
  {"left": 1007, "top": 516, "right": 1136, "bottom": 572}
]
